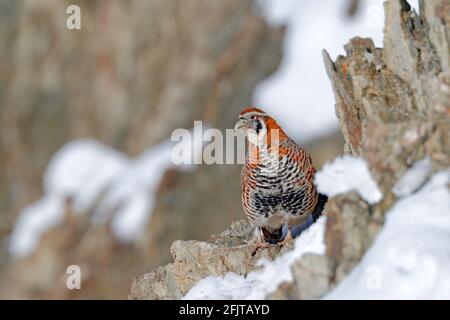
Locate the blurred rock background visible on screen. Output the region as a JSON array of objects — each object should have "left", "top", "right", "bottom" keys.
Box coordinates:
[{"left": 0, "top": 0, "right": 365, "bottom": 299}]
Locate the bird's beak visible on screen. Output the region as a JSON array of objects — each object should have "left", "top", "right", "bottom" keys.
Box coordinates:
[{"left": 234, "top": 119, "right": 246, "bottom": 132}]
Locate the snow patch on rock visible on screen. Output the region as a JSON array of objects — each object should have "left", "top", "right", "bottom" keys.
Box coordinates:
[
  {"left": 326, "top": 170, "right": 450, "bottom": 299},
  {"left": 315, "top": 155, "right": 383, "bottom": 204},
  {"left": 183, "top": 217, "right": 326, "bottom": 300},
  {"left": 392, "top": 157, "right": 432, "bottom": 197}
]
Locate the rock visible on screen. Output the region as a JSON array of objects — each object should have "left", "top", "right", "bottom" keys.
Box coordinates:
[
  {"left": 291, "top": 254, "right": 332, "bottom": 299},
  {"left": 322, "top": 0, "right": 449, "bottom": 289},
  {"left": 140, "top": 132, "right": 344, "bottom": 270},
  {"left": 324, "top": 192, "right": 382, "bottom": 283},
  {"left": 266, "top": 282, "right": 298, "bottom": 300},
  {"left": 129, "top": 220, "right": 291, "bottom": 300},
  {"left": 0, "top": 201, "right": 149, "bottom": 299},
  {"left": 267, "top": 254, "right": 332, "bottom": 300}
]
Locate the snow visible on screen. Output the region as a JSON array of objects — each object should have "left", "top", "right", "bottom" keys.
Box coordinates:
[
  {"left": 254, "top": 0, "right": 418, "bottom": 143},
  {"left": 326, "top": 170, "right": 450, "bottom": 299},
  {"left": 8, "top": 195, "right": 64, "bottom": 258},
  {"left": 183, "top": 159, "right": 448, "bottom": 300},
  {"left": 315, "top": 155, "right": 383, "bottom": 204},
  {"left": 254, "top": 0, "right": 376, "bottom": 142},
  {"left": 392, "top": 157, "right": 432, "bottom": 197},
  {"left": 182, "top": 155, "right": 382, "bottom": 300},
  {"left": 9, "top": 138, "right": 197, "bottom": 257},
  {"left": 8, "top": 4, "right": 432, "bottom": 304},
  {"left": 44, "top": 140, "right": 128, "bottom": 212},
  {"left": 9, "top": 140, "right": 128, "bottom": 257},
  {"left": 183, "top": 216, "right": 326, "bottom": 300},
  {"left": 100, "top": 142, "right": 176, "bottom": 241}
]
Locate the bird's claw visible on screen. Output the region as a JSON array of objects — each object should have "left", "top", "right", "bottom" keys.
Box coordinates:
[{"left": 251, "top": 242, "right": 270, "bottom": 256}]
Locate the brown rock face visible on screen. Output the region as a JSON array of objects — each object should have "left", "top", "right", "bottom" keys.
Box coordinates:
[
  {"left": 0, "top": 0, "right": 284, "bottom": 299},
  {"left": 130, "top": 0, "right": 449, "bottom": 300}
]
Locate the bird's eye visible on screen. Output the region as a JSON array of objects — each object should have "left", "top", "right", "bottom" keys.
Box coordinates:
[{"left": 250, "top": 115, "right": 255, "bottom": 120}]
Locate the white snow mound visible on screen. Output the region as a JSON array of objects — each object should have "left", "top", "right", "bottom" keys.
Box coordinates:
[
  {"left": 326, "top": 170, "right": 450, "bottom": 299},
  {"left": 315, "top": 155, "right": 383, "bottom": 204}
]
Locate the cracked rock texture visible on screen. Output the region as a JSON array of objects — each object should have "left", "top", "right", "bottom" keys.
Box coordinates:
[
  {"left": 129, "top": 220, "right": 290, "bottom": 300},
  {"left": 322, "top": 0, "right": 449, "bottom": 285},
  {"left": 131, "top": 0, "right": 449, "bottom": 299}
]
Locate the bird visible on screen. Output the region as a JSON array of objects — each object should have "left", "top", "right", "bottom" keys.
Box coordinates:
[{"left": 234, "top": 106, "right": 328, "bottom": 247}]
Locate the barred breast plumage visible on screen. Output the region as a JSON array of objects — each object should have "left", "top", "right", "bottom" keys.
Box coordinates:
[{"left": 235, "top": 107, "right": 327, "bottom": 244}]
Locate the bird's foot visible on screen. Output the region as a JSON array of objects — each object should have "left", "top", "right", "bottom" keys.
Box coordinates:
[
  {"left": 251, "top": 241, "right": 271, "bottom": 256},
  {"left": 254, "top": 241, "right": 271, "bottom": 250}
]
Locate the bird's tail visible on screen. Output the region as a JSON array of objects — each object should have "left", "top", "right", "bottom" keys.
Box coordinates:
[{"left": 312, "top": 193, "right": 328, "bottom": 222}]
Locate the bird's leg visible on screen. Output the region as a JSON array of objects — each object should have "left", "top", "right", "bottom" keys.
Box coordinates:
[
  {"left": 277, "top": 228, "right": 293, "bottom": 247},
  {"left": 253, "top": 241, "right": 270, "bottom": 251},
  {"left": 249, "top": 228, "right": 270, "bottom": 255}
]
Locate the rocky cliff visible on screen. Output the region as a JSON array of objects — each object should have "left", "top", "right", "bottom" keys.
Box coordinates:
[{"left": 130, "top": 0, "right": 449, "bottom": 299}]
